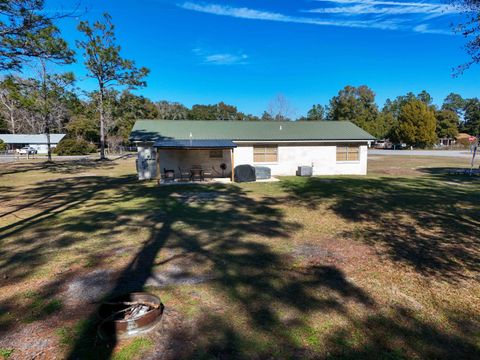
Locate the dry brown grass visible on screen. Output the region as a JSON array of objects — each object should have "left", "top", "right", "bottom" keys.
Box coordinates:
[{"left": 0, "top": 154, "right": 479, "bottom": 359}]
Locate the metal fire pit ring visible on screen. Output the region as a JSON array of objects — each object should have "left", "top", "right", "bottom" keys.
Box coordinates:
[{"left": 97, "top": 292, "right": 164, "bottom": 340}]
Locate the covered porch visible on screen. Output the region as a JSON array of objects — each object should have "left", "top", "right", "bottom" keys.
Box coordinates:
[{"left": 154, "top": 140, "right": 236, "bottom": 184}]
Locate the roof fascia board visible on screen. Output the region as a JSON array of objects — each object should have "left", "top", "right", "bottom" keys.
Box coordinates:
[{"left": 233, "top": 139, "right": 372, "bottom": 143}]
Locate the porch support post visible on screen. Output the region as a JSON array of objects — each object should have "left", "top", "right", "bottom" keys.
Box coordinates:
[
  {"left": 231, "top": 147, "right": 235, "bottom": 182},
  {"left": 156, "top": 147, "right": 161, "bottom": 184}
]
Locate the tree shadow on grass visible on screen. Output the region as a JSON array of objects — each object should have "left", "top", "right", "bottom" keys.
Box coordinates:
[
  {"left": 0, "top": 159, "right": 121, "bottom": 222},
  {"left": 47, "top": 175, "right": 383, "bottom": 359},
  {"left": 281, "top": 176, "right": 480, "bottom": 282},
  {"left": 63, "top": 180, "right": 377, "bottom": 359},
  {"left": 322, "top": 305, "right": 480, "bottom": 359},
  {"left": 2, "top": 168, "right": 479, "bottom": 359},
  {"left": 0, "top": 158, "right": 116, "bottom": 177},
  {"left": 1, "top": 172, "right": 323, "bottom": 357},
  {"left": 160, "top": 302, "right": 480, "bottom": 360},
  {"left": 62, "top": 174, "right": 477, "bottom": 359},
  {"left": 417, "top": 166, "right": 480, "bottom": 179},
  {"left": 0, "top": 175, "right": 139, "bottom": 337}
]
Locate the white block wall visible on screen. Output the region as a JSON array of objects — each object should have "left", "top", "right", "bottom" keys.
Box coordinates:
[{"left": 234, "top": 143, "right": 368, "bottom": 176}]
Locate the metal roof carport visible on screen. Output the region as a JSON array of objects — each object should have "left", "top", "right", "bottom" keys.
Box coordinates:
[{"left": 153, "top": 139, "right": 237, "bottom": 182}]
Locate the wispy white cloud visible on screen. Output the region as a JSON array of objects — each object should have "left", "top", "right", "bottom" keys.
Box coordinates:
[
  {"left": 179, "top": 2, "right": 402, "bottom": 30},
  {"left": 315, "top": 0, "right": 449, "bottom": 7},
  {"left": 205, "top": 53, "right": 248, "bottom": 65},
  {"left": 179, "top": 2, "right": 455, "bottom": 35},
  {"left": 308, "top": 0, "right": 459, "bottom": 16},
  {"left": 193, "top": 47, "right": 249, "bottom": 65},
  {"left": 413, "top": 23, "right": 453, "bottom": 35}
]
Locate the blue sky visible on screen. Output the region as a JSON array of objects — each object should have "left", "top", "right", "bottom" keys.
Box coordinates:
[{"left": 46, "top": 0, "right": 479, "bottom": 117}]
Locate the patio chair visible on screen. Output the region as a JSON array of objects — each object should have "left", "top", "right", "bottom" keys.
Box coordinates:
[
  {"left": 178, "top": 167, "right": 190, "bottom": 181},
  {"left": 163, "top": 168, "right": 175, "bottom": 182},
  {"left": 190, "top": 165, "right": 204, "bottom": 181},
  {"left": 203, "top": 166, "right": 213, "bottom": 181}
]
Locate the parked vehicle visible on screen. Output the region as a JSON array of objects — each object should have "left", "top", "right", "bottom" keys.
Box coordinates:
[
  {"left": 391, "top": 143, "right": 407, "bottom": 150},
  {"left": 16, "top": 146, "right": 37, "bottom": 155},
  {"left": 373, "top": 140, "right": 391, "bottom": 149}
]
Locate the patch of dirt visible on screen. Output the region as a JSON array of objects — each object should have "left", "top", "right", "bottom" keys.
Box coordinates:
[
  {"left": 172, "top": 191, "right": 224, "bottom": 204},
  {"left": 0, "top": 317, "right": 62, "bottom": 360},
  {"left": 390, "top": 286, "right": 424, "bottom": 310},
  {"left": 112, "top": 246, "right": 137, "bottom": 256},
  {"left": 291, "top": 237, "right": 375, "bottom": 269},
  {"left": 64, "top": 269, "right": 114, "bottom": 304},
  {"left": 292, "top": 244, "right": 342, "bottom": 265},
  {"left": 146, "top": 265, "right": 215, "bottom": 287}
]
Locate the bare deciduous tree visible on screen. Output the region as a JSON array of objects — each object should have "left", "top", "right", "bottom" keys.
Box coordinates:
[
  {"left": 0, "top": 77, "right": 20, "bottom": 133},
  {"left": 268, "top": 94, "right": 295, "bottom": 121}
]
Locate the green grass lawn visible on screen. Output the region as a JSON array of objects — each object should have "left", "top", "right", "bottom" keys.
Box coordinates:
[{"left": 0, "top": 155, "right": 479, "bottom": 359}]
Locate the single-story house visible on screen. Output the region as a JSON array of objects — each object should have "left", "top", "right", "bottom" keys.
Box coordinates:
[
  {"left": 0, "top": 134, "right": 66, "bottom": 154},
  {"left": 129, "top": 120, "right": 375, "bottom": 181}
]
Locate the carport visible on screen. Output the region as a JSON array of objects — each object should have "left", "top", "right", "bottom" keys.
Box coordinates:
[{"left": 153, "top": 139, "right": 237, "bottom": 183}]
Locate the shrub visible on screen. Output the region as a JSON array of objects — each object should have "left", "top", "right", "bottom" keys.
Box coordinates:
[
  {"left": 0, "top": 139, "right": 6, "bottom": 151},
  {"left": 457, "top": 138, "right": 471, "bottom": 149},
  {"left": 54, "top": 139, "right": 97, "bottom": 156}
]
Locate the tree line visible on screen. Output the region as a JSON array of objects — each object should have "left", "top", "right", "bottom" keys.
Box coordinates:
[
  {"left": 0, "top": 0, "right": 479, "bottom": 158},
  {"left": 2, "top": 78, "right": 479, "bottom": 149},
  {"left": 0, "top": 2, "right": 148, "bottom": 160},
  {"left": 308, "top": 86, "right": 480, "bottom": 147}
]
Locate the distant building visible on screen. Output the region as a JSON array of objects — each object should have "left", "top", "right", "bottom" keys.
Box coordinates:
[
  {"left": 438, "top": 137, "right": 455, "bottom": 147},
  {"left": 0, "top": 134, "right": 66, "bottom": 154},
  {"left": 438, "top": 133, "right": 475, "bottom": 148}
]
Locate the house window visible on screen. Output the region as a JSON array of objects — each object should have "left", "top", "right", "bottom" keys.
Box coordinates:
[
  {"left": 254, "top": 145, "right": 278, "bottom": 163},
  {"left": 336, "top": 145, "right": 360, "bottom": 161},
  {"left": 209, "top": 150, "right": 223, "bottom": 159}
]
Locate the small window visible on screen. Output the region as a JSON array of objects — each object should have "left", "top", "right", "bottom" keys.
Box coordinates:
[
  {"left": 336, "top": 146, "right": 359, "bottom": 161},
  {"left": 209, "top": 150, "right": 223, "bottom": 159},
  {"left": 254, "top": 146, "right": 278, "bottom": 163}
]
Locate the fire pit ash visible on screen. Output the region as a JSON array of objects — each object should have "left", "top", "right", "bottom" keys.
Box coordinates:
[{"left": 97, "top": 292, "right": 164, "bottom": 340}]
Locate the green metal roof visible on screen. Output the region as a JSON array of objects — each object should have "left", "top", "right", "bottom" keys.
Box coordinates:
[
  {"left": 0, "top": 134, "right": 66, "bottom": 144},
  {"left": 130, "top": 120, "right": 375, "bottom": 142}
]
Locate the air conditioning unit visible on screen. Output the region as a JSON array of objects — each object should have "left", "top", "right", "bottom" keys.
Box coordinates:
[
  {"left": 296, "top": 166, "right": 312, "bottom": 177},
  {"left": 255, "top": 166, "right": 271, "bottom": 180}
]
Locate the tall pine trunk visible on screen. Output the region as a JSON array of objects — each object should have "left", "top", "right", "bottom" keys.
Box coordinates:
[
  {"left": 99, "top": 86, "right": 106, "bottom": 160},
  {"left": 41, "top": 60, "right": 52, "bottom": 162},
  {"left": 45, "top": 120, "right": 51, "bottom": 162}
]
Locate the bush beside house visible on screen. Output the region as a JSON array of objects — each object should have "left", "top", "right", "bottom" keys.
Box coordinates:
[{"left": 54, "top": 139, "right": 97, "bottom": 155}]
